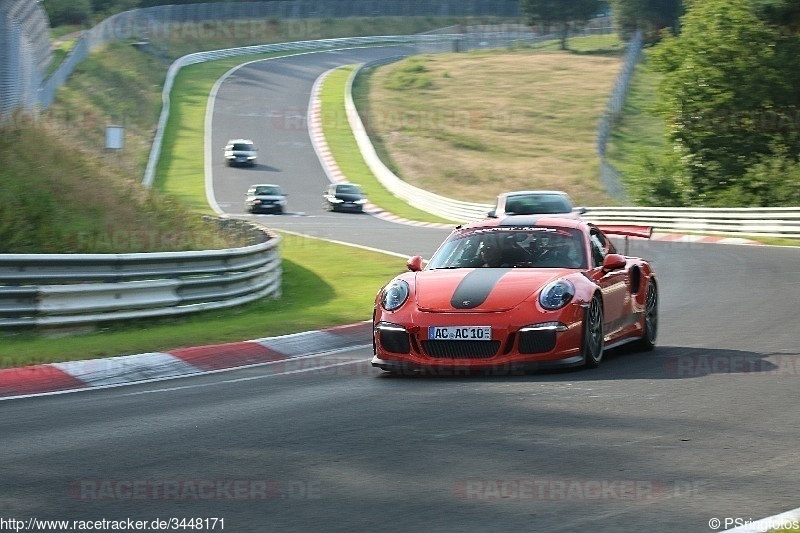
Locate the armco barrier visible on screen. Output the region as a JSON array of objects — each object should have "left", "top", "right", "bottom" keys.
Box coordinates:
[
  {"left": 582, "top": 207, "right": 800, "bottom": 239},
  {"left": 0, "top": 218, "right": 281, "bottom": 329}
]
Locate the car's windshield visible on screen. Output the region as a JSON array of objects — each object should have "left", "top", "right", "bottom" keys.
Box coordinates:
[
  {"left": 503, "top": 194, "right": 572, "bottom": 215},
  {"left": 253, "top": 186, "right": 280, "bottom": 195},
  {"left": 336, "top": 184, "right": 361, "bottom": 195},
  {"left": 426, "top": 226, "right": 587, "bottom": 269},
  {"left": 231, "top": 143, "right": 254, "bottom": 151}
]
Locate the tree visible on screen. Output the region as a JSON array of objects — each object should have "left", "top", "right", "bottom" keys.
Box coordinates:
[
  {"left": 42, "top": 0, "right": 93, "bottom": 26},
  {"left": 520, "top": 0, "right": 603, "bottom": 50},
  {"left": 608, "top": 0, "right": 683, "bottom": 42},
  {"left": 752, "top": 0, "right": 800, "bottom": 33},
  {"left": 646, "top": 0, "right": 800, "bottom": 206}
]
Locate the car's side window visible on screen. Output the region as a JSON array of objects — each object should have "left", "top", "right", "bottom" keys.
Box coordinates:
[{"left": 589, "top": 230, "right": 607, "bottom": 268}]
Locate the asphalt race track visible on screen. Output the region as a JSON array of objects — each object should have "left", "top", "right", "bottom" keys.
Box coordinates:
[
  {"left": 209, "top": 44, "right": 451, "bottom": 257},
  {"left": 2, "top": 46, "right": 800, "bottom": 533}
]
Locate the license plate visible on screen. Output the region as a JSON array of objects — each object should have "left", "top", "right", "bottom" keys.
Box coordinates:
[{"left": 429, "top": 326, "right": 491, "bottom": 341}]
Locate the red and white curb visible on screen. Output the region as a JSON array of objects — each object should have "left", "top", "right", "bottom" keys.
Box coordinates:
[
  {"left": 0, "top": 322, "right": 372, "bottom": 400},
  {"left": 650, "top": 232, "right": 762, "bottom": 246}
]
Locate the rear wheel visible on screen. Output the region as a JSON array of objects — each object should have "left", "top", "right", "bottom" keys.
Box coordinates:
[
  {"left": 582, "top": 296, "right": 604, "bottom": 368},
  {"left": 635, "top": 281, "right": 658, "bottom": 351}
]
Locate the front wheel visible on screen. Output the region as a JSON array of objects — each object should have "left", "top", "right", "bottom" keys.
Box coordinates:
[{"left": 582, "top": 296, "right": 604, "bottom": 368}]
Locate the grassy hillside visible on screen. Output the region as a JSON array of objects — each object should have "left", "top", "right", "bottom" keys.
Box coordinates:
[
  {"left": 355, "top": 36, "right": 625, "bottom": 207},
  {"left": 0, "top": 125, "right": 243, "bottom": 253}
]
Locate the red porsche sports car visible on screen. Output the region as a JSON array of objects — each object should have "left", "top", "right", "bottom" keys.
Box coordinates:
[{"left": 372, "top": 216, "right": 657, "bottom": 373}]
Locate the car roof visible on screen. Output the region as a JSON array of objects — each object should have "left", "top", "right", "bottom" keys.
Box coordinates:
[
  {"left": 498, "top": 190, "right": 574, "bottom": 205},
  {"left": 248, "top": 183, "right": 281, "bottom": 190},
  {"left": 333, "top": 182, "right": 361, "bottom": 188},
  {"left": 499, "top": 190, "right": 572, "bottom": 198},
  {"left": 227, "top": 138, "right": 254, "bottom": 145}
]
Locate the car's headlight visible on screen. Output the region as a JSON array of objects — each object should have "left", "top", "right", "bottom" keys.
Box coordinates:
[
  {"left": 355, "top": 198, "right": 368, "bottom": 204},
  {"left": 381, "top": 280, "right": 409, "bottom": 311},
  {"left": 539, "top": 279, "right": 575, "bottom": 310}
]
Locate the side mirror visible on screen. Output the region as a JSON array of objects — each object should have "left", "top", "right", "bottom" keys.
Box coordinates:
[
  {"left": 576, "top": 207, "right": 587, "bottom": 215},
  {"left": 487, "top": 210, "right": 497, "bottom": 218},
  {"left": 602, "top": 253, "right": 627, "bottom": 271},
  {"left": 406, "top": 256, "right": 423, "bottom": 272}
]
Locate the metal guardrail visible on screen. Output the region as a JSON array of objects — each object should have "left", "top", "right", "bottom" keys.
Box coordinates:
[
  {"left": 582, "top": 207, "right": 800, "bottom": 239},
  {"left": 0, "top": 219, "right": 282, "bottom": 329}
]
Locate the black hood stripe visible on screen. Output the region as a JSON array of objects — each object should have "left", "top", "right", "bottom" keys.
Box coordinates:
[{"left": 450, "top": 269, "right": 512, "bottom": 309}]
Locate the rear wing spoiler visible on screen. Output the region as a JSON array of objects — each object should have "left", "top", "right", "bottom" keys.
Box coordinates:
[{"left": 596, "top": 225, "right": 653, "bottom": 240}]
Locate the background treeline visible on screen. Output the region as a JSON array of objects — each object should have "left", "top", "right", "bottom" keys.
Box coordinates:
[{"left": 630, "top": 0, "right": 800, "bottom": 206}]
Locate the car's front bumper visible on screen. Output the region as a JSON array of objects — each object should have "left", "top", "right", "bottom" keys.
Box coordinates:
[
  {"left": 227, "top": 156, "right": 256, "bottom": 166},
  {"left": 326, "top": 200, "right": 366, "bottom": 212},
  {"left": 248, "top": 202, "right": 283, "bottom": 213},
  {"left": 370, "top": 354, "right": 584, "bottom": 375},
  {"left": 372, "top": 306, "right": 586, "bottom": 373}
]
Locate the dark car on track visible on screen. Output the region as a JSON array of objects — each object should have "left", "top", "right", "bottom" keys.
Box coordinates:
[
  {"left": 323, "top": 183, "right": 368, "bottom": 213},
  {"left": 245, "top": 184, "right": 287, "bottom": 214}
]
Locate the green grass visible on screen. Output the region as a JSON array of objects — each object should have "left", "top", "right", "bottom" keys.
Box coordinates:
[
  {"left": 45, "top": 39, "right": 76, "bottom": 76},
  {"left": 0, "top": 124, "right": 237, "bottom": 254},
  {"left": 48, "top": 41, "right": 166, "bottom": 176}
]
